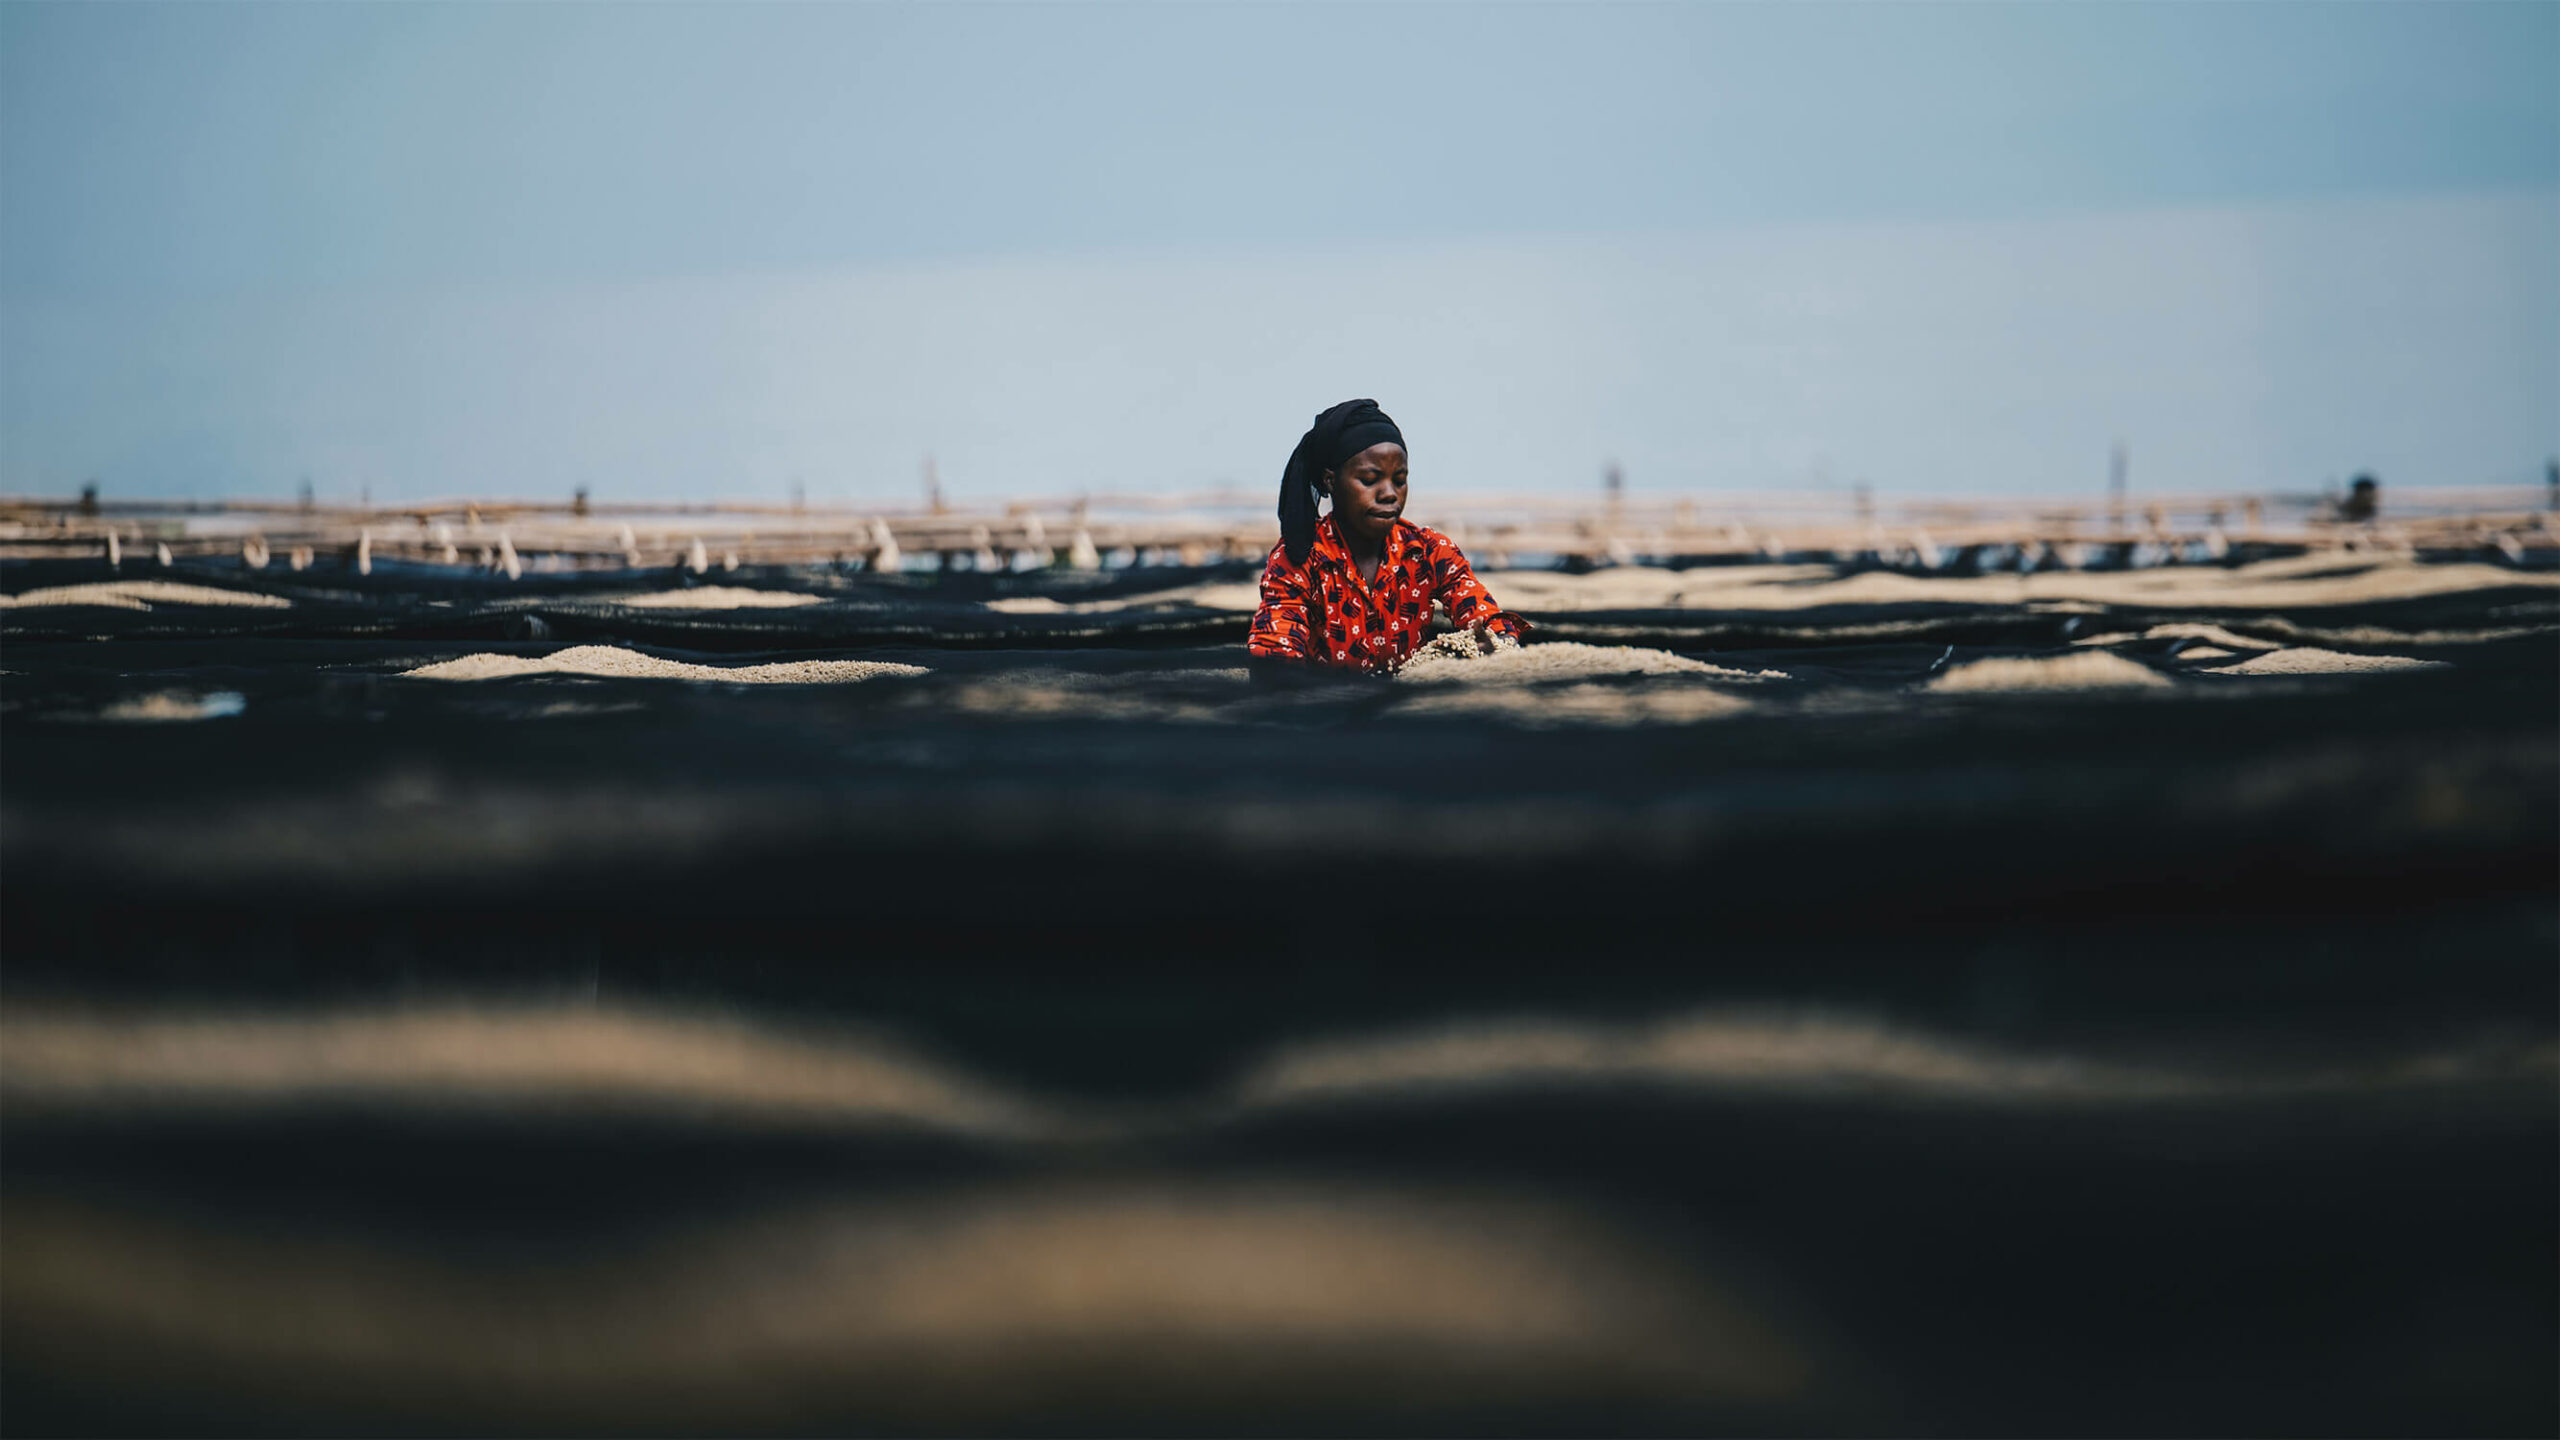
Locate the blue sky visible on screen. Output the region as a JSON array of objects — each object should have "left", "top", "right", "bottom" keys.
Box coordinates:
[{"left": 3, "top": 2, "right": 2554, "bottom": 503}]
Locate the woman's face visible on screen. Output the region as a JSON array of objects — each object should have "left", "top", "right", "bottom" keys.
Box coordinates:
[{"left": 1327, "top": 442, "right": 1408, "bottom": 545}]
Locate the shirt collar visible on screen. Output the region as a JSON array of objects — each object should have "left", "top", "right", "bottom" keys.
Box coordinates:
[
  {"left": 1313, "top": 513, "right": 1350, "bottom": 565},
  {"left": 1315, "top": 514, "right": 1408, "bottom": 561},
  {"left": 1316, "top": 514, "right": 1409, "bottom": 597}
]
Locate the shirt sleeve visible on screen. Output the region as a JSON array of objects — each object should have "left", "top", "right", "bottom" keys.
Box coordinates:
[
  {"left": 1248, "top": 543, "right": 1314, "bottom": 659},
  {"left": 1423, "top": 531, "right": 1526, "bottom": 640}
]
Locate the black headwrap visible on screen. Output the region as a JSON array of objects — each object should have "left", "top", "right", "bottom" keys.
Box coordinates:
[{"left": 1278, "top": 398, "right": 1405, "bottom": 566}]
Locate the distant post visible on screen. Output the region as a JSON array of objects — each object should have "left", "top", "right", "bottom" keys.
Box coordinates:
[{"left": 2107, "top": 442, "right": 2127, "bottom": 534}]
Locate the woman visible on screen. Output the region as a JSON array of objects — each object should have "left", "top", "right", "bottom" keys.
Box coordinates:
[{"left": 1248, "top": 399, "right": 1527, "bottom": 674}]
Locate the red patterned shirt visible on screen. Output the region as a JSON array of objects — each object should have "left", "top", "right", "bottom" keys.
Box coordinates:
[{"left": 1249, "top": 515, "right": 1524, "bottom": 672}]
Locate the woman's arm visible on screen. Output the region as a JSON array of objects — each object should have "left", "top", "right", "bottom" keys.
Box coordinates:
[
  {"left": 1421, "top": 532, "right": 1527, "bottom": 642},
  {"left": 1248, "top": 544, "right": 1315, "bottom": 661}
]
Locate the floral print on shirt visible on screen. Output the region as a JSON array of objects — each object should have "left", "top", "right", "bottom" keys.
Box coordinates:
[{"left": 1248, "top": 515, "right": 1524, "bottom": 672}]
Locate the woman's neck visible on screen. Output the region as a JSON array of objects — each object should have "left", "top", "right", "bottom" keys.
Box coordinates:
[{"left": 1336, "top": 517, "right": 1386, "bottom": 584}]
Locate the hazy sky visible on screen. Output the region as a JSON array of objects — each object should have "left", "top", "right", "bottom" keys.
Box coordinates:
[{"left": 3, "top": 2, "right": 2554, "bottom": 503}]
